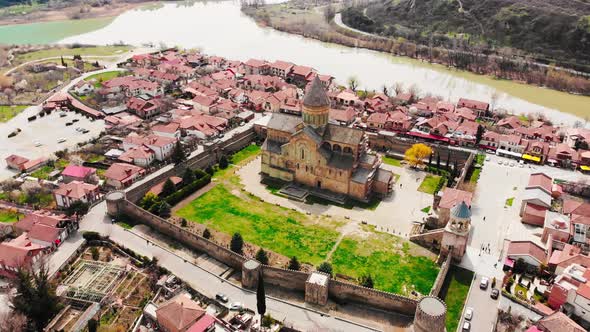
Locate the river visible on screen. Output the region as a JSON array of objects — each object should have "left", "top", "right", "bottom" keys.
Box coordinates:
[{"left": 2, "top": 1, "right": 589, "bottom": 125}]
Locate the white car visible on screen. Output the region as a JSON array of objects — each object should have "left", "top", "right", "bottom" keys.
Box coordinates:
[
  {"left": 485, "top": 156, "right": 490, "bottom": 162},
  {"left": 480, "top": 277, "right": 489, "bottom": 290},
  {"left": 498, "top": 160, "right": 503, "bottom": 165},
  {"left": 462, "top": 321, "right": 471, "bottom": 331},
  {"left": 464, "top": 307, "right": 473, "bottom": 321},
  {"left": 230, "top": 302, "right": 243, "bottom": 311},
  {"left": 57, "top": 138, "right": 66, "bottom": 143},
  {"left": 509, "top": 162, "right": 515, "bottom": 167},
  {"left": 33, "top": 140, "right": 42, "bottom": 147}
]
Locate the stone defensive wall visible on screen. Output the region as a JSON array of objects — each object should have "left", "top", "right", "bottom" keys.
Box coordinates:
[
  {"left": 126, "top": 128, "right": 256, "bottom": 202},
  {"left": 107, "top": 193, "right": 419, "bottom": 316},
  {"left": 429, "top": 255, "right": 451, "bottom": 297}
]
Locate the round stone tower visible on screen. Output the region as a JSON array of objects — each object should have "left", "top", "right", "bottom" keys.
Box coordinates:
[
  {"left": 412, "top": 296, "right": 447, "bottom": 332},
  {"left": 302, "top": 75, "right": 330, "bottom": 129},
  {"left": 105, "top": 191, "right": 126, "bottom": 218}
]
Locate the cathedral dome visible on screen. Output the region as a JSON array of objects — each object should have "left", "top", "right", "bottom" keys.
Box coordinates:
[
  {"left": 302, "top": 76, "right": 330, "bottom": 128},
  {"left": 451, "top": 201, "right": 471, "bottom": 219}
]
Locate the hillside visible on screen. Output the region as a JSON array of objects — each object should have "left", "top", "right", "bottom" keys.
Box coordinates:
[{"left": 342, "top": 0, "right": 590, "bottom": 71}]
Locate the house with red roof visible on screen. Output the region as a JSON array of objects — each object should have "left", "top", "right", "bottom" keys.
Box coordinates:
[
  {"left": 54, "top": 181, "right": 100, "bottom": 208},
  {"left": 548, "top": 243, "right": 590, "bottom": 275},
  {"left": 61, "top": 165, "right": 97, "bottom": 183},
  {"left": 366, "top": 110, "right": 412, "bottom": 132},
  {"left": 457, "top": 97, "right": 489, "bottom": 117},
  {"left": 0, "top": 233, "right": 47, "bottom": 277},
  {"left": 289, "top": 65, "right": 316, "bottom": 86},
  {"left": 547, "top": 262, "right": 590, "bottom": 325},
  {"left": 123, "top": 133, "right": 177, "bottom": 161},
  {"left": 542, "top": 211, "right": 572, "bottom": 244},
  {"left": 118, "top": 145, "right": 156, "bottom": 167},
  {"left": 104, "top": 163, "right": 145, "bottom": 189},
  {"left": 243, "top": 58, "right": 269, "bottom": 75},
  {"left": 527, "top": 311, "right": 585, "bottom": 332},
  {"left": 173, "top": 114, "right": 228, "bottom": 139},
  {"left": 496, "top": 115, "right": 522, "bottom": 132},
  {"left": 14, "top": 211, "right": 74, "bottom": 249},
  {"left": 436, "top": 188, "right": 473, "bottom": 225},
  {"left": 126, "top": 96, "right": 164, "bottom": 119},
  {"left": 192, "top": 95, "right": 218, "bottom": 113},
  {"left": 269, "top": 60, "right": 294, "bottom": 78},
  {"left": 548, "top": 143, "right": 580, "bottom": 168},
  {"left": 329, "top": 107, "right": 357, "bottom": 126},
  {"left": 152, "top": 122, "right": 181, "bottom": 139},
  {"left": 394, "top": 92, "right": 414, "bottom": 105},
  {"left": 279, "top": 97, "right": 300, "bottom": 115},
  {"left": 155, "top": 293, "right": 207, "bottom": 332},
  {"left": 523, "top": 141, "right": 551, "bottom": 164},
  {"left": 332, "top": 90, "right": 359, "bottom": 107},
  {"left": 5, "top": 154, "right": 30, "bottom": 171},
  {"left": 505, "top": 240, "right": 547, "bottom": 268}
]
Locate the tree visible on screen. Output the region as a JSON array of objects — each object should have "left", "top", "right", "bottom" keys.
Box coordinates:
[
  {"left": 11, "top": 263, "right": 61, "bottom": 331},
  {"left": 139, "top": 192, "right": 160, "bottom": 211},
  {"left": 436, "top": 153, "right": 441, "bottom": 170},
  {"left": 446, "top": 152, "right": 451, "bottom": 171},
  {"left": 323, "top": 4, "right": 335, "bottom": 22},
  {"left": 161, "top": 178, "right": 176, "bottom": 197},
  {"left": 475, "top": 124, "right": 484, "bottom": 143},
  {"left": 256, "top": 270, "right": 266, "bottom": 319},
  {"left": 203, "top": 228, "right": 211, "bottom": 239},
  {"left": 288, "top": 256, "right": 300, "bottom": 270},
  {"left": 65, "top": 200, "right": 90, "bottom": 217},
  {"left": 428, "top": 152, "right": 433, "bottom": 166},
  {"left": 205, "top": 165, "right": 214, "bottom": 175},
  {"left": 513, "top": 258, "right": 527, "bottom": 274},
  {"left": 180, "top": 218, "right": 188, "bottom": 227},
  {"left": 230, "top": 232, "right": 244, "bottom": 254},
  {"left": 360, "top": 274, "right": 374, "bottom": 288},
  {"left": 255, "top": 248, "right": 269, "bottom": 265},
  {"left": 91, "top": 247, "right": 100, "bottom": 260},
  {"left": 171, "top": 141, "right": 186, "bottom": 165},
  {"left": 317, "top": 262, "right": 333, "bottom": 276},
  {"left": 182, "top": 168, "right": 196, "bottom": 184},
  {"left": 87, "top": 318, "right": 98, "bottom": 332},
  {"left": 158, "top": 202, "right": 171, "bottom": 218},
  {"left": 404, "top": 143, "right": 433, "bottom": 167},
  {"left": 347, "top": 76, "right": 359, "bottom": 92},
  {"left": 0, "top": 311, "right": 26, "bottom": 332},
  {"left": 219, "top": 155, "right": 229, "bottom": 169}
]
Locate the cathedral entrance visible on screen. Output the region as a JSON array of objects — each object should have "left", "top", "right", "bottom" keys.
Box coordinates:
[{"left": 317, "top": 180, "right": 322, "bottom": 188}]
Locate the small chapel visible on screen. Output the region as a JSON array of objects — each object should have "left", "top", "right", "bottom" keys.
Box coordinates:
[{"left": 261, "top": 76, "right": 394, "bottom": 202}]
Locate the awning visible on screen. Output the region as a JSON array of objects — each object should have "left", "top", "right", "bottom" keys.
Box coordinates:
[
  {"left": 504, "top": 257, "right": 515, "bottom": 268},
  {"left": 496, "top": 149, "right": 522, "bottom": 158},
  {"left": 522, "top": 154, "right": 541, "bottom": 162},
  {"left": 581, "top": 165, "right": 590, "bottom": 171}
]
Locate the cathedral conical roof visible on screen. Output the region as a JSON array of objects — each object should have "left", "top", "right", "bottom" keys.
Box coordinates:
[
  {"left": 451, "top": 201, "right": 471, "bottom": 219},
  {"left": 303, "top": 76, "right": 330, "bottom": 108}
]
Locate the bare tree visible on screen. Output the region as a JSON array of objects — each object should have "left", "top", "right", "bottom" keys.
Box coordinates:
[
  {"left": 347, "top": 76, "right": 359, "bottom": 92},
  {"left": 392, "top": 82, "right": 403, "bottom": 95},
  {"left": 0, "top": 311, "right": 26, "bottom": 332}
]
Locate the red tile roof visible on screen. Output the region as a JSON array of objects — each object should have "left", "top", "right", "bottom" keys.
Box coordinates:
[
  {"left": 527, "top": 173, "right": 553, "bottom": 193},
  {"left": 439, "top": 188, "right": 473, "bottom": 209},
  {"left": 61, "top": 165, "right": 96, "bottom": 179},
  {"left": 507, "top": 241, "right": 547, "bottom": 264},
  {"left": 0, "top": 233, "right": 46, "bottom": 269},
  {"left": 156, "top": 295, "right": 205, "bottom": 332},
  {"left": 105, "top": 163, "right": 145, "bottom": 181},
  {"left": 537, "top": 311, "right": 585, "bottom": 332},
  {"left": 28, "top": 223, "right": 61, "bottom": 244},
  {"left": 149, "top": 176, "right": 183, "bottom": 196},
  {"left": 54, "top": 181, "right": 98, "bottom": 199}
]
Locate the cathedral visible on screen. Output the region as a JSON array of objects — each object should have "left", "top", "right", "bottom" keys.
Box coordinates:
[{"left": 261, "top": 76, "right": 394, "bottom": 202}]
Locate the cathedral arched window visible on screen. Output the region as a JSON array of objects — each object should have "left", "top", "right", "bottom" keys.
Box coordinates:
[
  {"left": 343, "top": 146, "right": 353, "bottom": 154},
  {"left": 333, "top": 144, "right": 342, "bottom": 153},
  {"left": 300, "top": 148, "right": 305, "bottom": 160}
]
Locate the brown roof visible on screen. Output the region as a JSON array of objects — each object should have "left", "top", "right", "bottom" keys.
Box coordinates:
[
  {"left": 54, "top": 181, "right": 98, "bottom": 199},
  {"left": 507, "top": 241, "right": 547, "bottom": 264},
  {"left": 527, "top": 173, "right": 552, "bottom": 193},
  {"left": 105, "top": 163, "right": 145, "bottom": 181},
  {"left": 537, "top": 311, "right": 585, "bottom": 332},
  {"left": 156, "top": 294, "right": 205, "bottom": 332},
  {"left": 439, "top": 188, "right": 473, "bottom": 210}
]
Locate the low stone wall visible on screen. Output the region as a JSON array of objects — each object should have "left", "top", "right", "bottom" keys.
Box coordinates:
[
  {"left": 262, "top": 265, "right": 309, "bottom": 292},
  {"left": 454, "top": 152, "right": 475, "bottom": 188},
  {"left": 125, "top": 128, "right": 256, "bottom": 202},
  {"left": 410, "top": 229, "right": 444, "bottom": 251},
  {"left": 120, "top": 201, "right": 247, "bottom": 270},
  {"left": 429, "top": 255, "right": 451, "bottom": 297},
  {"left": 329, "top": 279, "right": 417, "bottom": 315}
]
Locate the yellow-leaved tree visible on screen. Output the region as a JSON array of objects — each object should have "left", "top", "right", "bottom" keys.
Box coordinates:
[{"left": 404, "top": 143, "right": 433, "bottom": 167}]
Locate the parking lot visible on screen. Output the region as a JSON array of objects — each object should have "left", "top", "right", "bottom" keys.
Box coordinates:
[
  {"left": 0, "top": 106, "right": 105, "bottom": 180},
  {"left": 460, "top": 274, "right": 501, "bottom": 332}
]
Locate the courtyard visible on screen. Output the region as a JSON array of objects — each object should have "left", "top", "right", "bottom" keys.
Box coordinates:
[{"left": 174, "top": 145, "right": 440, "bottom": 296}]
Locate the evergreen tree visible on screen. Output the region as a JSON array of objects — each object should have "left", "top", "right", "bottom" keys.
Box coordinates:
[
  {"left": 87, "top": 319, "right": 98, "bottom": 332},
  {"left": 288, "top": 256, "right": 300, "bottom": 270},
  {"left": 428, "top": 152, "right": 433, "bottom": 166},
  {"left": 161, "top": 178, "right": 176, "bottom": 197},
  {"left": 317, "top": 262, "right": 333, "bottom": 277},
  {"left": 205, "top": 165, "right": 214, "bottom": 175},
  {"left": 12, "top": 264, "right": 61, "bottom": 331},
  {"left": 158, "top": 202, "right": 171, "bottom": 218},
  {"left": 219, "top": 155, "right": 229, "bottom": 169},
  {"left": 60, "top": 56, "right": 66, "bottom": 67},
  {"left": 171, "top": 141, "right": 186, "bottom": 165},
  {"left": 446, "top": 152, "right": 451, "bottom": 171},
  {"left": 436, "top": 153, "right": 441, "bottom": 170},
  {"left": 255, "top": 248, "right": 269, "bottom": 265},
  {"left": 182, "top": 168, "right": 195, "bottom": 184},
  {"left": 360, "top": 274, "right": 374, "bottom": 288},
  {"left": 230, "top": 232, "right": 244, "bottom": 254},
  {"left": 203, "top": 228, "right": 211, "bottom": 239},
  {"left": 65, "top": 200, "right": 89, "bottom": 217},
  {"left": 475, "top": 124, "right": 484, "bottom": 143},
  {"left": 256, "top": 270, "right": 266, "bottom": 319},
  {"left": 139, "top": 192, "right": 160, "bottom": 211},
  {"left": 181, "top": 218, "right": 188, "bottom": 227}
]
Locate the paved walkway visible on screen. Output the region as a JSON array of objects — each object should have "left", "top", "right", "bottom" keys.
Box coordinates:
[{"left": 237, "top": 157, "right": 433, "bottom": 237}]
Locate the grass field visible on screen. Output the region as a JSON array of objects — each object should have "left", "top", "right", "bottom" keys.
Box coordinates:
[
  {"left": 0, "top": 209, "right": 23, "bottom": 223},
  {"left": 330, "top": 232, "right": 439, "bottom": 295},
  {"left": 176, "top": 185, "right": 341, "bottom": 265},
  {"left": 13, "top": 46, "right": 131, "bottom": 64},
  {"left": 0, "top": 105, "right": 29, "bottom": 122},
  {"left": 505, "top": 197, "right": 515, "bottom": 207},
  {"left": 85, "top": 70, "right": 126, "bottom": 87},
  {"left": 418, "top": 174, "right": 441, "bottom": 194},
  {"left": 230, "top": 144, "right": 261, "bottom": 165},
  {"left": 30, "top": 165, "right": 55, "bottom": 180},
  {"left": 440, "top": 266, "right": 474, "bottom": 332},
  {"left": 382, "top": 156, "right": 402, "bottom": 167}
]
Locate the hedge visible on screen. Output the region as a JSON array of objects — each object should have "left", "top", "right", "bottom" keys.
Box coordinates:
[{"left": 165, "top": 173, "right": 212, "bottom": 206}]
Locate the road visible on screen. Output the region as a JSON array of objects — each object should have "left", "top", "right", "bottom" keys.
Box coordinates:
[{"left": 457, "top": 153, "right": 590, "bottom": 331}]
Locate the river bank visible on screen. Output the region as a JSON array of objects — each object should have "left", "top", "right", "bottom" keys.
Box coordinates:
[
  {"left": 0, "top": 0, "right": 154, "bottom": 27},
  {"left": 241, "top": 1, "right": 590, "bottom": 97}
]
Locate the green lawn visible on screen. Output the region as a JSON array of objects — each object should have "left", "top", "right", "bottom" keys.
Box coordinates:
[
  {"left": 85, "top": 70, "right": 127, "bottom": 87},
  {"left": 417, "top": 174, "right": 441, "bottom": 194},
  {"left": 30, "top": 165, "right": 55, "bottom": 180},
  {"left": 0, "top": 105, "right": 29, "bottom": 122},
  {"left": 421, "top": 206, "right": 431, "bottom": 213},
  {"left": 470, "top": 167, "right": 482, "bottom": 183},
  {"left": 230, "top": 144, "right": 261, "bottom": 165},
  {"left": 382, "top": 156, "right": 402, "bottom": 167},
  {"left": 440, "top": 266, "right": 474, "bottom": 332},
  {"left": 176, "top": 185, "right": 340, "bottom": 265},
  {"left": 505, "top": 197, "right": 515, "bottom": 207},
  {"left": 0, "top": 209, "right": 24, "bottom": 223},
  {"left": 330, "top": 233, "right": 439, "bottom": 295},
  {"left": 13, "top": 45, "right": 131, "bottom": 64}
]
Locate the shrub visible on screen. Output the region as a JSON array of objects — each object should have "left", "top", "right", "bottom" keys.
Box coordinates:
[
  {"left": 203, "top": 228, "right": 211, "bottom": 239},
  {"left": 360, "top": 274, "right": 374, "bottom": 288},
  {"left": 181, "top": 218, "right": 188, "bottom": 227},
  {"left": 288, "top": 256, "right": 300, "bottom": 271},
  {"left": 230, "top": 233, "right": 244, "bottom": 254},
  {"left": 219, "top": 155, "right": 229, "bottom": 169},
  {"left": 165, "top": 174, "right": 211, "bottom": 206},
  {"left": 82, "top": 231, "right": 101, "bottom": 241},
  {"left": 317, "top": 262, "right": 333, "bottom": 276},
  {"left": 90, "top": 247, "right": 99, "bottom": 261},
  {"left": 255, "top": 248, "right": 269, "bottom": 265}
]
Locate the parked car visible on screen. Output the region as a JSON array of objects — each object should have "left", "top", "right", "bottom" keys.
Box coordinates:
[
  {"left": 57, "top": 138, "right": 66, "bottom": 143},
  {"left": 464, "top": 307, "right": 473, "bottom": 321},
  {"left": 33, "top": 140, "right": 42, "bottom": 147},
  {"left": 230, "top": 302, "right": 243, "bottom": 311},
  {"left": 462, "top": 321, "right": 471, "bottom": 331},
  {"left": 509, "top": 162, "right": 515, "bottom": 167},
  {"left": 491, "top": 288, "right": 500, "bottom": 299},
  {"left": 480, "top": 277, "right": 489, "bottom": 290},
  {"left": 216, "top": 293, "right": 229, "bottom": 303},
  {"left": 498, "top": 160, "right": 503, "bottom": 165}
]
